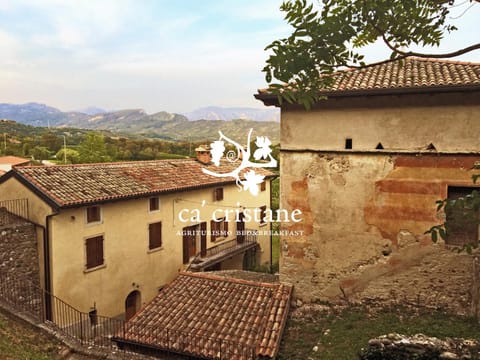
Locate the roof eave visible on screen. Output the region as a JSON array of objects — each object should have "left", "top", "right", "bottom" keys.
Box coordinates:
[
  {"left": 255, "top": 84, "right": 480, "bottom": 107},
  {"left": 2, "top": 171, "right": 61, "bottom": 212}
]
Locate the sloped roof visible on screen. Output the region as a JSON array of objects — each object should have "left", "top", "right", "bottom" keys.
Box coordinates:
[
  {"left": 256, "top": 57, "right": 480, "bottom": 105},
  {"left": 114, "top": 271, "right": 292, "bottom": 360},
  {"left": 1, "top": 159, "right": 276, "bottom": 209},
  {"left": 0, "top": 156, "right": 31, "bottom": 166}
]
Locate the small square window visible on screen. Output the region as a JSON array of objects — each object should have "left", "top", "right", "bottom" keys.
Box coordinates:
[
  {"left": 149, "top": 197, "right": 160, "bottom": 211},
  {"left": 86, "top": 206, "right": 101, "bottom": 223},
  {"left": 149, "top": 222, "right": 162, "bottom": 250},
  {"left": 85, "top": 235, "right": 104, "bottom": 269},
  {"left": 214, "top": 187, "right": 224, "bottom": 201}
]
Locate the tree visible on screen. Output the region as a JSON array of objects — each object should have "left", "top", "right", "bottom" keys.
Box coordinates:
[
  {"left": 263, "top": 0, "right": 480, "bottom": 108},
  {"left": 78, "top": 133, "right": 111, "bottom": 163},
  {"left": 55, "top": 148, "right": 80, "bottom": 164}
]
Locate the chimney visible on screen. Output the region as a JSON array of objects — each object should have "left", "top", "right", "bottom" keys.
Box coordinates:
[{"left": 195, "top": 145, "right": 211, "bottom": 164}]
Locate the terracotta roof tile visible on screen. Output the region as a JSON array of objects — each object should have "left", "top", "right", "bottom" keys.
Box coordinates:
[
  {"left": 116, "top": 271, "right": 292, "bottom": 359},
  {"left": 256, "top": 57, "right": 480, "bottom": 102},
  {"left": 8, "top": 159, "right": 276, "bottom": 208},
  {"left": 0, "top": 156, "right": 31, "bottom": 166}
]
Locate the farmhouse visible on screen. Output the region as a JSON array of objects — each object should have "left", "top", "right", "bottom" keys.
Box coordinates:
[
  {"left": 0, "top": 150, "right": 275, "bottom": 320},
  {"left": 256, "top": 57, "right": 480, "bottom": 313}
]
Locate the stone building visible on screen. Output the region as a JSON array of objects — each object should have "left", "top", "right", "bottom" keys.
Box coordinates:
[{"left": 256, "top": 57, "right": 480, "bottom": 313}]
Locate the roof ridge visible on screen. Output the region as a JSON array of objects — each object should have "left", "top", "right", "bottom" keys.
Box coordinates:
[
  {"left": 179, "top": 271, "right": 281, "bottom": 288},
  {"left": 16, "top": 157, "right": 194, "bottom": 170}
]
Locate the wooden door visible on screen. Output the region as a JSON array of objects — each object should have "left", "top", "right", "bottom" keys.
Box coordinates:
[{"left": 125, "top": 291, "right": 141, "bottom": 321}]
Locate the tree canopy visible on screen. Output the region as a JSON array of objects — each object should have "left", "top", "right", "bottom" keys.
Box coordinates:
[{"left": 263, "top": 0, "right": 480, "bottom": 108}]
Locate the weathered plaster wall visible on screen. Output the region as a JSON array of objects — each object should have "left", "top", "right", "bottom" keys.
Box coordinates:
[
  {"left": 279, "top": 90, "right": 480, "bottom": 312},
  {"left": 280, "top": 151, "right": 479, "bottom": 311}
]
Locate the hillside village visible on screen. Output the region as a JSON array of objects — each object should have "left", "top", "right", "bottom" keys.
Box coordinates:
[{"left": 0, "top": 56, "right": 479, "bottom": 359}]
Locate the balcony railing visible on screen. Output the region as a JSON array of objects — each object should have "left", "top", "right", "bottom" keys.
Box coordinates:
[{"left": 188, "top": 230, "right": 258, "bottom": 271}]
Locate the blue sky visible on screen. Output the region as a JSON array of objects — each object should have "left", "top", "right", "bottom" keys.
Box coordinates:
[{"left": 0, "top": 0, "right": 478, "bottom": 114}]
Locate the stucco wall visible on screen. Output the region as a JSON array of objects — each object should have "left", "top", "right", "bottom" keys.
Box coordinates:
[
  {"left": 279, "top": 90, "right": 480, "bottom": 313},
  {"left": 49, "top": 182, "right": 271, "bottom": 317}
]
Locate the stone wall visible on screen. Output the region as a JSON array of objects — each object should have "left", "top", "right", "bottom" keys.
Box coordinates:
[
  {"left": 0, "top": 208, "right": 42, "bottom": 316},
  {"left": 360, "top": 334, "right": 480, "bottom": 360}
]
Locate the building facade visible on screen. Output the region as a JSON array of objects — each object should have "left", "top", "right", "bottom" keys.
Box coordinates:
[
  {"left": 0, "top": 155, "right": 274, "bottom": 320},
  {"left": 256, "top": 57, "right": 480, "bottom": 313}
]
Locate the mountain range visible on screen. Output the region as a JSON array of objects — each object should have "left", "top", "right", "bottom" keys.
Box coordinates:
[{"left": 0, "top": 103, "right": 280, "bottom": 143}]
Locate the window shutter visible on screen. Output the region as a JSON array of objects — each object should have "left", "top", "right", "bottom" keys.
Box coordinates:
[
  {"left": 214, "top": 187, "right": 224, "bottom": 201},
  {"left": 211, "top": 220, "right": 217, "bottom": 242},
  {"left": 149, "top": 222, "right": 162, "bottom": 249},
  {"left": 200, "top": 222, "right": 207, "bottom": 257},
  {"left": 86, "top": 235, "right": 103, "bottom": 269},
  {"left": 182, "top": 234, "right": 189, "bottom": 264}
]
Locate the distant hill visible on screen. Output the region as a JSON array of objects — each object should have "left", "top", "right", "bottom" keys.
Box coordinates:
[
  {"left": 184, "top": 106, "right": 279, "bottom": 122},
  {"left": 0, "top": 103, "right": 279, "bottom": 143},
  {"left": 75, "top": 106, "right": 107, "bottom": 115}
]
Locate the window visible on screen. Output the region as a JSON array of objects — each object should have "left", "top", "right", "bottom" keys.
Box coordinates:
[
  {"left": 446, "top": 186, "right": 479, "bottom": 246},
  {"left": 345, "top": 138, "right": 352, "bottom": 149},
  {"left": 211, "top": 217, "right": 228, "bottom": 242},
  {"left": 85, "top": 235, "right": 104, "bottom": 270},
  {"left": 86, "top": 206, "right": 101, "bottom": 223},
  {"left": 214, "top": 187, "right": 224, "bottom": 201},
  {"left": 260, "top": 181, "right": 266, "bottom": 192},
  {"left": 259, "top": 205, "right": 267, "bottom": 225},
  {"left": 149, "top": 197, "right": 160, "bottom": 211},
  {"left": 149, "top": 222, "right": 162, "bottom": 250}
]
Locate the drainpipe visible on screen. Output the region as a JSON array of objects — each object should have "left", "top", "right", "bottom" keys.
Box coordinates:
[
  {"left": 269, "top": 178, "right": 273, "bottom": 274},
  {"left": 44, "top": 211, "right": 58, "bottom": 321}
]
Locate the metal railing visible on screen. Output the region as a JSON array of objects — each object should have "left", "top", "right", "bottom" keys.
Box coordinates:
[
  {"left": 0, "top": 272, "right": 260, "bottom": 359},
  {"left": 0, "top": 198, "right": 29, "bottom": 223},
  {"left": 203, "top": 230, "right": 258, "bottom": 258},
  {"left": 0, "top": 272, "right": 124, "bottom": 350}
]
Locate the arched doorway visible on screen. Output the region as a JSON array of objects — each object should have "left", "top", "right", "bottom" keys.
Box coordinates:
[{"left": 125, "top": 290, "right": 141, "bottom": 321}]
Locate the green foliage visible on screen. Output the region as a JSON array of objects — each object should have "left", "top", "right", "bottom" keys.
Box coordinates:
[
  {"left": 55, "top": 148, "right": 80, "bottom": 164},
  {"left": 425, "top": 165, "right": 480, "bottom": 254},
  {"left": 264, "top": 0, "right": 477, "bottom": 108},
  {"left": 78, "top": 132, "right": 112, "bottom": 163},
  {"left": 29, "top": 146, "right": 51, "bottom": 161},
  {"left": 279, "top": 306, "right": 479, "bottom": 360}
]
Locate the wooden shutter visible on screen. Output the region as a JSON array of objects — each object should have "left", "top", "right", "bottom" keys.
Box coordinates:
[
  {"left": 182, "top": 231, "right": 189, "bottom": 264},
  {"left": 86, "top": 206, "right": 101, "bottom": 223},
  {"left": 260, "top": 205, "right": 267, "bottom": 224},
  {"left": 214, "top": 187, "right": 224, "bottom": 201},
  {"left": 200, "top": 222, "right": 207, "bottom": 257},
  {"left": 211, "top": 220, "right": 218, "bottom": 242},
  {"left": 86, "top": 235, "right": 103, "bottom": 269},
  {"left": 149, "top": 222, "right": 162, "bottom": 249}
]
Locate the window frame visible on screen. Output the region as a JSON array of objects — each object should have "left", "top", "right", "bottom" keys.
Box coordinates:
[
  {"left": 445, "top": 186, "right": 480, "bottom": 247},
  {"left": 148, "top": 221, "right": 163, "bottom": 251},
  {"left": 85, "top": 234, "right": 105, "bottom": 271},
  {"left": 213, "top": 187, "right": 224, "bottom": 202},
  {"left": 149, "top": 197, "right": 160, "bottom": 212},
  {"left": 86, "top": 205, "right": 102, "bottom": 224}
]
